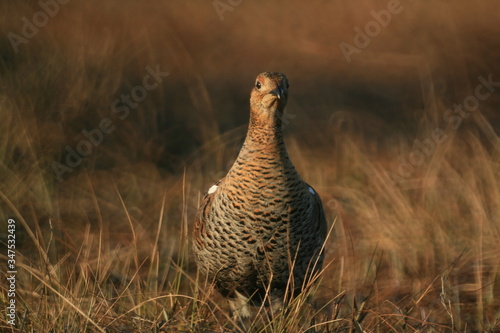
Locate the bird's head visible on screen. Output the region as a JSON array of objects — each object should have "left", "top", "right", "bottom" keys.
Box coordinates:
[{"left": 250, "top": 72, "right": 289, "bottom": 127}]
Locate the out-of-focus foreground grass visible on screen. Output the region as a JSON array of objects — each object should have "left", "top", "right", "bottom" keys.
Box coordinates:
[{"left": 0, "top": 0, "right": 499, "bottom": 331}]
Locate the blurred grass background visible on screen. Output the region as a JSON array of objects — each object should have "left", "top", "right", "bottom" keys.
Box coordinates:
[{"left": 1, "top": 0, "right": 499, "bottom": 331}]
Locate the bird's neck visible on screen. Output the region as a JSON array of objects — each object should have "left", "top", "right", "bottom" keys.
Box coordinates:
[
  {"left": 222, "top": 109, "right": 301, "bottom": 193},
  {"left": 242, "top": 111, "right": 287, "bottom": 158},
  {"left": 246, "top": 122, "right": 284, "bottom": 149},
  {"left": 226, "top": 111, "right": 296, "bottom": 177}
]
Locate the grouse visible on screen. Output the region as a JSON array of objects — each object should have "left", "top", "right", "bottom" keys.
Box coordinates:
[{"left": 193, "top": 72, "right": 327, "bottom": 320}]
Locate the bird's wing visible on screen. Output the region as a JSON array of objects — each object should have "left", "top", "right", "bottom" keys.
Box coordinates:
[
  {"left": 193, "top": 178, "right": 223, "bottom": 248},
  {"left": 305, "top": 183, "right": 328, "bottom": 241}
]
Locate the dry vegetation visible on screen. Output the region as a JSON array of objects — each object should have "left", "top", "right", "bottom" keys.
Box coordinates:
[{"left": 1, "top": 0, "right": 500, "bottom": 332}]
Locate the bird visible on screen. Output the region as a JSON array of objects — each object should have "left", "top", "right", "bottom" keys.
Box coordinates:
[{"left": 193, "top": 72, "right": 327, "bottom": 323}]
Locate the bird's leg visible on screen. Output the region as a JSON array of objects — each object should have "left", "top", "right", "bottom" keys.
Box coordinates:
[
  {"left": 228, "top": 291, "right": 251, "bottom": 330},
  {"left": 270, "top": 296, "right": 284, "bottom": 315}
]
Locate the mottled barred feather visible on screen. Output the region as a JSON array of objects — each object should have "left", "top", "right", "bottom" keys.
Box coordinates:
[{"left": 193, "top": 72, "right": 327, "bottom": 319}]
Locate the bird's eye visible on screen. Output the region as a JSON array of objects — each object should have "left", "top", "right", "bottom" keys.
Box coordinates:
[{"left": 256, "top": 81, "right": 262, "bottom": 89}]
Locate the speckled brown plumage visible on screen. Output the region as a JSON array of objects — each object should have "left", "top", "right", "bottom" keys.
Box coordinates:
[{"left": 193, "top": 72, "right": 327, "bottom": 318}]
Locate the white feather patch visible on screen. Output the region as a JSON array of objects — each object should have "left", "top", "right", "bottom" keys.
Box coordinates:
[
  {"left": 308, "top": 187, "right": 315, "bottom": 195},
  {"left": 208, "top": 184, "right": 218, "bottom": 194}
]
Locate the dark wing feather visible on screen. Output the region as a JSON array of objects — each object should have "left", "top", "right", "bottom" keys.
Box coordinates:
[
  {"left": 306, "top": 183, "right": 328, "bottom": 245},
  {"left": 193, "top": 179, "right": 223, "bottom": 249}
]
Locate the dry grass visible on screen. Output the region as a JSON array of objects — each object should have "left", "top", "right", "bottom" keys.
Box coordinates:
[{"left": 1, "top": 0, "right": 500, "bottom": 332}]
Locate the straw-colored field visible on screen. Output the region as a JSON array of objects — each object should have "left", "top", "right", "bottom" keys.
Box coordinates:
[{"left": 1, "top": 0, "right": 499, "bottom": 331}]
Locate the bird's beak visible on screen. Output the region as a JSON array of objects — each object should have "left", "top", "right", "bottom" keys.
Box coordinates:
[{"left": 268, "top": 86, "right": 285, "bottom": 100}]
